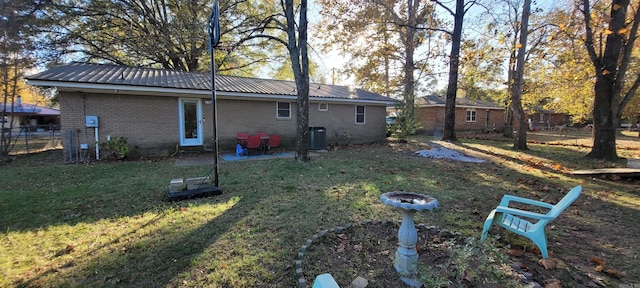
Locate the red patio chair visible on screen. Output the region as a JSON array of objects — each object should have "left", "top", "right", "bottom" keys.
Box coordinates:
[
  {"left": 267, "top": 134, "right": 281, "bottom": 152},
  {"left": 236, "top": 132, "right": 249, "bottom": 147},
  {"left": 246, "top": 134, "right": 262, "bottom": 154},
  {"left": 255, "top": 131, "right": 267, "bottom": 138}
]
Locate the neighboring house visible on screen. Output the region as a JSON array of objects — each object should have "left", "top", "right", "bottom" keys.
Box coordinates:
[
  {"left": 26, "top": 62, "right": 395, "bottom": 160},
  {"left": 525, "top": 109, "right": 569, "bottom": 131},
  {"left": 0, "top": 97, "right": 60, "bottom": 134},
  {"left": 414, "top": 95, "right": 506, "bottom": 134}
]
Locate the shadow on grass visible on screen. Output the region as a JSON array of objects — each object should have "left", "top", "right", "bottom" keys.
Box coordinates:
[
  {"left": 3, "top": 145, "right": 640, "bottom": 287},
  {"left": 16, "top": 194, "right": 247, "bottom": 287}
]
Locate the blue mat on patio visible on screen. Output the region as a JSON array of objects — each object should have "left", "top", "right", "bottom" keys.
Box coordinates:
[{"left": 220, "top": 152, "right": 294, "bottom": 161}]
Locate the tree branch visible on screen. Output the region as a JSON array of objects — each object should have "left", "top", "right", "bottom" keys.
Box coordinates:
[
  {"left": 581, "top": 0, "right": 602, "bottom": 72},
  {"left": 431, "top": 0, "right": 455, "bottom": 16}
]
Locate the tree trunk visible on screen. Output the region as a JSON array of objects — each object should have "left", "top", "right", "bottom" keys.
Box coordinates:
[
  {"left": 402, "top": 0, "right": 416, "bottom": 127},
  {"left": 588, "top": 76, "right": 619, "bottom": 159},
  {"left": 503, "top": 36, "right": 517, "bottom": 138},
  {"left": 440, "top": 0, "right": 464, "bottom": 142},
  {"left": 511, "top": 0, "right": 531, "bottom": 150},
  {"left": 584, "top": 0, "right": 631, "bottom": 160},
  {"left": 284, "top": 0, "right": 310, "bottom": 162}
]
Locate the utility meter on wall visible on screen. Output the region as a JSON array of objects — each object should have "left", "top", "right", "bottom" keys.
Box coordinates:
[{"left": 85, "top": 115, "right": 99, "bottom": 127}]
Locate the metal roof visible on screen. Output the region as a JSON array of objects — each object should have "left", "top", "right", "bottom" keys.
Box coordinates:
[
  {"left": 0, "top": 103, "right": 60, "bottom": 115},
  {"left": 416, "top": 95, "right": 503, "bottom": 109},
  {"left": 26, "top": 62, "right": 395, "bottom": 103}
]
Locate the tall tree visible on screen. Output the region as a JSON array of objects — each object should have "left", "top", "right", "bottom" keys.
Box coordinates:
[
  {"left": 283, "top": 0, "right": 311, "bottom": 162},
  {"left": 435, "top": 0, "right": 475, "bottom": 142},
  {"left": 0, "top": 0, "right": 47, "bottom": 157},
  {"left": 249, "top": 0, "right": 311, "bottom": 161},
  {"left": 317, "top": 0, "right": 439, "bottom": 136},
  {"left": 511, "top": 0, "right": 532, "bottom": 150},
  {"left": 581, "top": 0, "right": 640, "bottom": 160},
  {"left": 524, "top": 6, "right": 595, "bottom": 125},
  {"left": 42, "top": 0, "right": 284, "bottom": 74}
]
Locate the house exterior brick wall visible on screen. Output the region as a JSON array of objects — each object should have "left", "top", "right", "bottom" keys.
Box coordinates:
[
  {"left": 527, "top": 112, "right": 568, "bottom": 130},
  {"left": 213, "top": 100, "right": 386, "bottom": 149},
  {"left": 60, "top": 91, "right": 388, "bottom": 161},
  {"left": 416, "top": 106, "right": 506, "bottom": 134},
  {"left": 60, "top": 92, "right": 179, "bottom": 160}
]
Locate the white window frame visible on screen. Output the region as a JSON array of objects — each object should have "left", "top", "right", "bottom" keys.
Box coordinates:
[
  {"left": 355, "top": 105, "right": 366, "bottom": 124},
  {"left": 318, "top": 103, "right": 328, "bottom": 111},
  {"left": 276, "top": 102, "right": 291, "bottom": 119},
  {"left": 539, "top": 114, "right": 545, "bottom": 123},
  {"left": 466, "top": 109, "right": 476, "bottom": 122}
]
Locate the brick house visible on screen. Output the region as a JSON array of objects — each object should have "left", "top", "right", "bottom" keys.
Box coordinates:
[
  {"left": 1, "top": 97, "right": 60, "bottom": 133},
  {"left": 412, "top": 95, "right": 506, "bottom": 135},
  {"left": 525, "top": 109, "right": 569, "bottom": 130},
  {"left": 26, "top": 63, "right": 395, "bottom": 160}
]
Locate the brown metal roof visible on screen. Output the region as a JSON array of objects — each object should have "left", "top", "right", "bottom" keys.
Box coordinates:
[
  {"left": 416, "top": 95, "right": 503, "bottom": 109},
  {"left": 27, "top": 62, "right": 395, "bottom": 103}
]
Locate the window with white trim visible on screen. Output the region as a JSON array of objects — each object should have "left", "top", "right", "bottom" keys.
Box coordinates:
[
  {"left": 466, "top": 109, "right": 476, "bottom": 122},
  {"left": 318, "top": 103, "right": 328, "bottom": 111},
  {"left": 539, "top": 114, "right": 545, "bottom": 123},
  {"left": 355, "top": 105, "right": 365, "bottom": 124},
  {"left": 277, "top": 102, "right": 291, "bottom": 118}
]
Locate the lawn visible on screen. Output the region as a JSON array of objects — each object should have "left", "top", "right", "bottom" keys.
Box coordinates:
[{"left": 1, "top": 132, "right": 639, "bottom": 287}]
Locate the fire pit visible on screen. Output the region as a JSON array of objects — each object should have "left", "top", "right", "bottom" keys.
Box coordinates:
[{"left": 380, "top": 191, "right": 439, "bottom": 287}]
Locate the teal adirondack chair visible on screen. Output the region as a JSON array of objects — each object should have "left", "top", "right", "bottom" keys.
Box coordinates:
[{"left": 480, "top": 186, "right": 582, "bottom": 258}]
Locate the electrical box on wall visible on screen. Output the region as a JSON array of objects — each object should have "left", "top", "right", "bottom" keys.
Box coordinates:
[{"left": 85, "top": 115, "right": 99, "bottom": 127}]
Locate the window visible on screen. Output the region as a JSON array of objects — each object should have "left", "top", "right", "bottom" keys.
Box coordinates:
[
  {"left": 466, "top": 109, "right": 476, "bottom": 122},
  {"left": 355, "top": 105, "right": 365, "bottom": 124},
  {"left": 539, "top": 114, "right": 545, "bottom": 123},
  {"left": 277, "top": 102, "right": 291, "bottom": 118},
  {"left": 318, "top": 103, "right": 328, "bottom": 111}
]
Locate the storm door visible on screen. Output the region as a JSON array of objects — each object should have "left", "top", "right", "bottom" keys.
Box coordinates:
[{"left": 179, "top": 98, "right": 203, "bottom": 146}]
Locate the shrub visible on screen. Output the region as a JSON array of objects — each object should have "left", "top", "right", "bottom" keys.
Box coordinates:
[{"left": 102, "top": 137, "right": 130, "bottom": 160}]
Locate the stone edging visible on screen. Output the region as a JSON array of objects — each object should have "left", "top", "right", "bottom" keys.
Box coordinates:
[{"left": 294, "top": 220, "right": 462, "bottom": 288}]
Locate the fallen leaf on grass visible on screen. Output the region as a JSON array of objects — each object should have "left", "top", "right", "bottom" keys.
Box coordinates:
[
  {"left": 590, "top": 256, "right": 605, "bottom": 266},
  {"left": 464, "top": 271, "right": 475, "bottom": 282},
  {"left": 507, "top": 249, "right": 524, "bottom": 257},
  {"left": 538, "top": 258, "right": 556, "bottom": 270},
  {"left": 604, "top": 269, "right": 619, "bottom": 276},
  {"left": 544, "top": 279, "right": 561, "bottom": 288},
  {"left": 594, "top": 264, "right": 604, "bottom": 272}
]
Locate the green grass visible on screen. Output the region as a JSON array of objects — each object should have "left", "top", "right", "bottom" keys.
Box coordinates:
[{"left": 1, "top": 135, "right": 639, "bottom": 287}]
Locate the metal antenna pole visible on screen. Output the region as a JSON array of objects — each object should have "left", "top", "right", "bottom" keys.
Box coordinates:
[{"left": 208, "top": 0, "right": 220, "bottom": 187}]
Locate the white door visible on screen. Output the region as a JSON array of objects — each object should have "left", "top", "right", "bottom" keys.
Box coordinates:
[{"left": 179, "top": 98, "right": 203, "bottom": 146}]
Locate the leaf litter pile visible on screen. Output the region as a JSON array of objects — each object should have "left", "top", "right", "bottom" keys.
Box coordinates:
[
  {"left": 301, "top": 221, "right": 616, "bottom": 287},
  {"left": 301, "top": 221, "right": 518, "bottom": 287}
]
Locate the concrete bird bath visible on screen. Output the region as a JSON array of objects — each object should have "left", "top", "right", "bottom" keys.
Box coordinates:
[{"left": 380, "top": 191, "right": 439, "bottom": 287}]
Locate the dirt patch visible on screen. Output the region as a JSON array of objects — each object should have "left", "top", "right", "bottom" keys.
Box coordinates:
[{"left": 300, "top": 221, "right": 605, "bottom": 288}]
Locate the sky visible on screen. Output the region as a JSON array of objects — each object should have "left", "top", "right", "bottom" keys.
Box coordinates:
[{"left": 305, "top": 0, "right": 566, "bottom": 89}]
